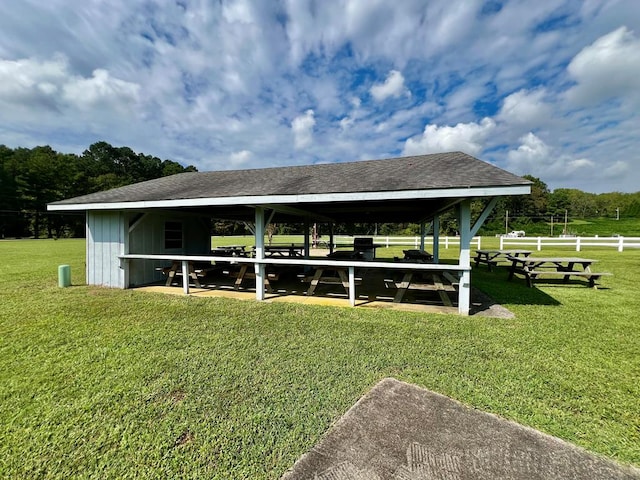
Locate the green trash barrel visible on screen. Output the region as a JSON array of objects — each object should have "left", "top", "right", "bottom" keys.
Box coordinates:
[{"left": 58, "top": 264, "right": 71, "bottom": 288}]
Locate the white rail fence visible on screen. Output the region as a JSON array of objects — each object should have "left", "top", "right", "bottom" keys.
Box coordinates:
[
  {"left": 499, "top": 236, "right": 640, "bottom": 252},
  {"left": 333, "top": 236, "right": 481, "bottom": 249}
]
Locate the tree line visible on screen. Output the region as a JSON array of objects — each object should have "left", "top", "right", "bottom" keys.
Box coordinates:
[
  {"left": 478, "top": 175, "right": 640, "bottom": 236},
  {"left": 1, "top": 144, "right": 638, "bottom": 239},
  {"left": 0, "top": 142, "right": 196, "bottom": 238}
]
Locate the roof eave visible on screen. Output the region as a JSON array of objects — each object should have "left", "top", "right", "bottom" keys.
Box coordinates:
[{"left": 47, "top": 185, "right": 531, "bottom": 212}]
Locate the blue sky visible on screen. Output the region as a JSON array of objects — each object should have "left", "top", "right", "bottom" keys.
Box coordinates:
[{"left": 0, "top": 0, "right": 638, "bottom": 193}]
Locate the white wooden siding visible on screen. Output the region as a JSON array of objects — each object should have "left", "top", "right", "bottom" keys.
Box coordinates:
[{"left": 86, "top": 211, "right": 126, "bottom": 288}]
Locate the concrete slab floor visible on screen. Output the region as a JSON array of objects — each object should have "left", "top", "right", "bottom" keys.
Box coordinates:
[{"left": 134, "top": 283, "right": 513, "bottom": 317}]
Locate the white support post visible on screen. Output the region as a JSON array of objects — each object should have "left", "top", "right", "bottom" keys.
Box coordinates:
[
  {"left": 254, "top": 207, "right": 265, "bottom": 301},
  {"left": 500, "top": 236, "right": 504, "bottom": 249},
  {"left": 537, "top": 237, "right": 542, "bottom": 251},
  {"left": 576, "top": 237, "right": 581, "bottom": 252},
  {"left": 181, "top": 260, "right": 190, "bottom": 295},
  {"left": 433, "top": 216, "right": 440, "bottom": 262},
  {"left": 619, "top": 236, "right": 624, "bottom": 252},
  {"left": 348, "top": 266, "right": 356, "bottom": 307},
  {"left": 458, "top": 200, "right": 472, "bottom": 315}
]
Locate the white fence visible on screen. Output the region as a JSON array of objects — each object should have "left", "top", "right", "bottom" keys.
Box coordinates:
[
  {"left": 499, "top": 236, "right": 640, "bottom": 252},
  {"left": 334, "top": 236, "right": 481, "bottom": 249}
]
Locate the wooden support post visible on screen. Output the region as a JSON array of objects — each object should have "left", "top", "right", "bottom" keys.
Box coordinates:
[
  {"left": 458, "top": 200, "right": 471, "bottom": 315},
  {"left": 432, "top": 216, "right": 440, "bottom": 262},
  {"left": 254, "top": 207, "right": 265, "bottom": 301},
  {"left": 348, "top": 266, "right": 356, "bottom": 307},
  {"left": 181, "top": 260, "right": 189, "bottom": 295}
]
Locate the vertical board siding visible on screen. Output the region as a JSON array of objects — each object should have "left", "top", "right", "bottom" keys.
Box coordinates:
[
  {"left": 87, "top": 211, "right": 125, "bottom": 288},
  {"left": 129, "top": 214, "right": 168, "bottom": 287}
]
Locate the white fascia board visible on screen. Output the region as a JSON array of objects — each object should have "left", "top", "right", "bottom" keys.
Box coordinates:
[{"left": 47, "top": 185, "right": 531, "bottom": 211}]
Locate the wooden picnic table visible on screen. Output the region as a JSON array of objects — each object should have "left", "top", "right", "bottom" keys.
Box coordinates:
[
  {"left": 507, "top": 256, "right": 611, "bottom": 288},
  {"left": 223, "top": 263, "right": 282, "bottom": 293},
  {"left": 402, "top": 249, "right": 433, "bottom": 262},
  {"left": 303, "top": 265, "right": 361, "bottom": 297},
  {"left": 159, "top": 260, "right": 217, "bottom": 288},
  {"left": 385, "top": 269, "right": 458, "bottom": 305},
  {"left": 474, "top": 249, "right": 532, "bottom": 271},
  {"left": 211, "top": 245, "right": 248, "bottom": 256},
  {"left": 264, "top": 244, "right": 305, "bottom": 257}
]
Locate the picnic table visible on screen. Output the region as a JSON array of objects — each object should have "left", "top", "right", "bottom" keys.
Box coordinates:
[
  {"left": 474, "top": 249, "right": 532, "bottom": 271},
  {"left": 264, "top": 244, "right": 305, "bottom": 257},
  {"left": 401, "top": 249, "right": 433, "bottom": 263},
  {"left": 302, "top": 266, "right": 362, "bottom": 297},
  {"left": 158, "top": 260, "right": 217, "bottom": 288},
  {"left": 507, "top": 256, "right": 611, "bottom": 288},
  {"left": 224, "top": 263, "right": 280, "bottom": 293},
  {"left": 385, "top": 269, "right": 458, "bottom": 305},
  {"left": 211, "top": 245, "right": 248, "bottom": 257}
]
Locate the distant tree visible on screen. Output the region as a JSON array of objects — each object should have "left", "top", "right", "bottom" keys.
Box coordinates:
[{"left": 0, "top": 142, "right": 197, "bottom": 238}]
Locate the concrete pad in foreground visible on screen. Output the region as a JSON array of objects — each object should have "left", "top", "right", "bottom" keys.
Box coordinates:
[{"left": 282, "top": 378, "right": 639, "bottom": 480}]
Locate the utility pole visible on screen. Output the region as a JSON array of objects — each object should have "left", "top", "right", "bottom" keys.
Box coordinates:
[
  {"left": 550, "top": 214, "right": 554, "bottom": 236},
  {"left": 616, "top": 207, "right": 620, "bottom": 220},
  {"left": 505, "top": 210, "right": 509, "bottom": 234},
  {"left": 563, "top": 209, "right": 568, "bottom": 235}
]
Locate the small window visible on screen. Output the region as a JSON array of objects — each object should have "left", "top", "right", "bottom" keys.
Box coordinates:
[{"left": 164, "top": 221, "right": 183, "bottom": 249}]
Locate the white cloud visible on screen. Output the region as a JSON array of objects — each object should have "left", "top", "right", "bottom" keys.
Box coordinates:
[
  {"left": 291, "top": 109, "right": 316, "bottom": 149},
  {"left": 403, "top": 118, "right": 495, "bottom": 156},
  {"left": 506, "top": 132, "right": 596, "bottom": 179},
  {"left": 222, "top": 0, "right": 255, "bottom": 24},
  {"left": 339, "top": 116, "right": 353, "bottom": 131},
  {"left": 507, "top": 132, "right": 552, "bottom": 171},
  {"left": 229, "top": 150, "right": 253, "bottom": 167},
  {"left": 0, "top": 55, "right": 139, "bottom": 112},
  {"left": 0, "top": 1, "right": 639, "bottom": 192},
  {"left": 497, "top": 88, "right": 552, "bottom": 128},
  {"left": 63, "top": 69, "right": 140, "bottom": 110},
  {"left": 370, "top": 70, "right": 410, "bottom": 102},
  {"left": 566, "top": 26, "right": 640, "bottom": 106}
]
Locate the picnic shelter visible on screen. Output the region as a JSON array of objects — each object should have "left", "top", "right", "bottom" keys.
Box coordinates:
[{"left": 48, "top": 152, "right": 531, "bottom": 315}]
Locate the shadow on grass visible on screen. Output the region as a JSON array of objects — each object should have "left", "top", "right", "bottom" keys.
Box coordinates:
[{"left": 473, "top": 267, "right": 562, "bottom": 306}]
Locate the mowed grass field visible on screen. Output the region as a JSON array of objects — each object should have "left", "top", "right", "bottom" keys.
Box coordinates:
[{"left": 0, "top": 237, "right": 638, "bottom": 478}]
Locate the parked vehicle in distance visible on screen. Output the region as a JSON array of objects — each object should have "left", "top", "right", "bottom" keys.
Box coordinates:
[{"left": 506, "top": 230, "right": 526, "bottom": 237}]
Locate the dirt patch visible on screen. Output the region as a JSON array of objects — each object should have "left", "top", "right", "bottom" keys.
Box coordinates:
[{"left": 173, "top": 430, "right": 194, "bottom": 448}]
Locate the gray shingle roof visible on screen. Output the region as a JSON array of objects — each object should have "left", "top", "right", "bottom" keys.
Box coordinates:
[{"left": 51, "top": 152, "right": 530, "bottom": 206}]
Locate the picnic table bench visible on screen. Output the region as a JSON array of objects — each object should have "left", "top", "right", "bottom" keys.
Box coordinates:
[
  {"left": 158, "top": 260, "right": 218, "bottom": 288},
  {"left": 507, "top": 256, "right": 612, "bottom": 288},
  {"left": 300, "top": 266, "right": 363, "bottom": 297},
  {"left": 474, "top": 249, "right": 531, "bottom": 271},
  {"left": 264, "top": 244, "right": 305, "bottom": 257},
  {"left": 224, "top": 264, "right": 280, "bottom": 293},
  {"left": 384, "top": 270, "right": 458, "bottom": 305}
]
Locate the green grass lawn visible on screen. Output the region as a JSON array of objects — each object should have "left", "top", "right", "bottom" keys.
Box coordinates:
[{"left": 1, "top": 238, "right": 639, "bottom": 478}]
